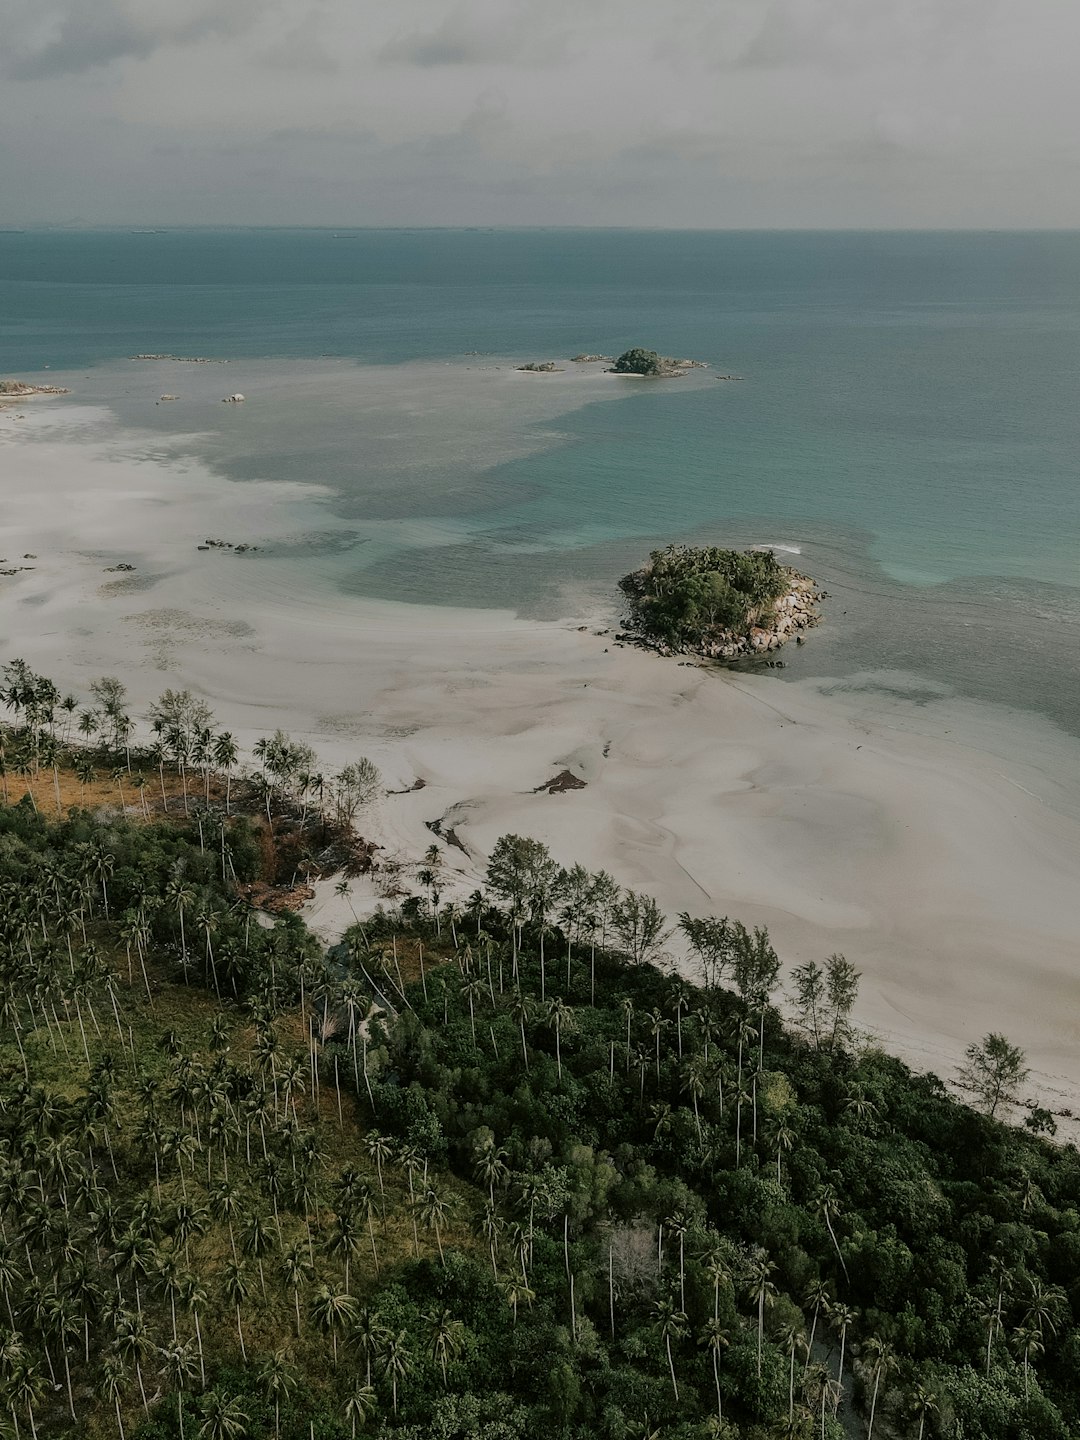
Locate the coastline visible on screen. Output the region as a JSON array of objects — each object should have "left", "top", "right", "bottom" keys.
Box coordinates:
[{"left": 5, "top": 394, "right": 1080, "bottom": 1129}]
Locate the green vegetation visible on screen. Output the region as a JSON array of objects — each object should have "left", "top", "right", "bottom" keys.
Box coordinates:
[
  {"left": 619, "top": 545, "right": 792, "bottom": 648},
  {"left": 612, "top": 349, "right": 665, "bottom": 376},
  {"left": 1, "top": 659, "right": 1079, "bottom": 1440}
]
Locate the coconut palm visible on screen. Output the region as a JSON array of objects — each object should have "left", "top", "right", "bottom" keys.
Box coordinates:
[
  {"left": 424, "top": 1307, "right": 465, "bottom": 1385},
  {"left": 509, "top": 988, "right": 531, "bottom": 1072},
  {"left": 98, "top": 1354, "right": 128, "bottom": 1440},
  {"left": 816, "top": 1184, "right": 850, "bottom": 1284},
  {"left": 197, "top": 1389, "right": 249, "bottom": 1440},
  {"left": 342, "top": 1381, "right": 377, "bottom": 1438},
  {"left": 744, "top": 1248, "right": 778, "bottom": 1379},
  {"left": 212, "top": 732, "right": 238, "bottom": 814},
  {"left": 257, "top": 1349, "right": 297, "bottom": 1440},
  {"left": 909, "top": 1380, "right": 940, "bottom": 1440},
  {"left": 700, "top": 1317, "right": 730, "bottom": 1423},
  {"left": 651, "top": 1294, "right": 688, "bottom": 1402},
  {"left": 863, "top": 1336, "right": 897, "bottom": 1439},
  {"left": 416, "top": 1184, "right": 451, "bottom": 1263},
  {"left": 544, "top": 995, "right": 574, "bottom": 1081},
  {"left": 310, "top": 1285, "right": 357, "bottom": 1366},
  {"left": 777, "top": 1321, "right": 806, "bottom": 1421},
  {"left": 378, "top": 1328, "right": 412, "bottom": 1416},
  {"left": 803, "top": 1279, "right": 831, "bottom": 1361},
  {"left": 830, "top": 1303, "right": 856, "bottom": 1413},
  {"left": 159, "top": 1340, "right": 200, "bottom": 1440},
  {"left": 500, "top": 1274, "right": 535, "bottom": 1326},
  {"left": 221, "top": 1261, "right": 252, "bottom": 1360},
  {"left": 473, "top": 1137, "right": 509, "bottom": 1208},
  {"left": 1023, "top": 1277, "right": 1067, "bottom": 1340}
]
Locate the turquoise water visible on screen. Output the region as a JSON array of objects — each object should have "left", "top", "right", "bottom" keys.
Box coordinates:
[{"left": 3, "top": 229, "right": 1080, "bottom": 730}]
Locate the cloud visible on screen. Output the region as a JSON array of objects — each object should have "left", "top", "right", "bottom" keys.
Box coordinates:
[
  {"left": 7, "top": 0, "right": 266, "bottom": 79},
  {"left": 733, "top": 0, "right": 995, "bottom": 71},
  {"left": 0, "top": 0, "right": 1078, "bottom": 226},
  {"left": 381, "top": 3, "right": 569, "bottom": 67}
]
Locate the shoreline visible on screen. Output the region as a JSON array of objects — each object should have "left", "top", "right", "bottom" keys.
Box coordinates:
[{"left": 5, "top": 392, "right": 1080, "bottom": 1131}]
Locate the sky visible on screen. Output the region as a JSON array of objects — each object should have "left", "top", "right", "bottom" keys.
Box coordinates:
[{"left": 2, "top": 0, "right": 1078, "bottom": 228}]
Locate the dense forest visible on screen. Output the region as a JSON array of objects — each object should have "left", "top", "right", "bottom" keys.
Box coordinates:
[{"left": 0, "top": 657, "right": 1078, "bottom": 1440}]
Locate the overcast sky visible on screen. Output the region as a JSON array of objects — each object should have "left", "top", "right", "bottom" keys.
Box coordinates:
[{"left": 2, "top": 0, "right": 1078, "bottom": 227}]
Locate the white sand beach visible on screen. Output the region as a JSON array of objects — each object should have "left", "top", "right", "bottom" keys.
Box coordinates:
[{"left": 3, "top": 391, "right": 1080, "bottom": 1123}]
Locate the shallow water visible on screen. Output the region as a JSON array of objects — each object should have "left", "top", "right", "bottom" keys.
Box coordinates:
[{"left": 3, "top": 227, "right": 1080, "bottom": 734}]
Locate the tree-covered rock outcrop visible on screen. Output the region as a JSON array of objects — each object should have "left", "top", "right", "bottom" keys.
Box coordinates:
[
  {"left": 619, "top": 544, "right": 820, "bottom": 658},
  {"left": 612, "top": 348, "right": 665, "bottom": 376}
]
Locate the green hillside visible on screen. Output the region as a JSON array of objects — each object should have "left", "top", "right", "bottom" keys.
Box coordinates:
[{"left": 0, "top": 662, "right": 1078, "bottom": 1440}]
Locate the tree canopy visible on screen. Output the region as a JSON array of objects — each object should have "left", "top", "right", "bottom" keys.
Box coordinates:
[{"left": 619, "top": 544, "right": 792, "bottom": 647}]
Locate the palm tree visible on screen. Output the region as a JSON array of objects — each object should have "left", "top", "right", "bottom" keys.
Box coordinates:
[
  {"left": 257, "top": 1349, "right": 297, "bottom": 1440},
  {"left": 830, "top": 1303, "right": 856, "bottom": 1413},
  {"left": 863, "top": 1336, "right": 897, "bottom": 1440},
  {"left": 772, "top": 1117, "right": 797, "bottom": 1188},
  {"left": 909, "top": 1380, "right": 940, "bottom": 1440},
  {"left": 165, "top": 878, "right": 195, "bottom": 979},
  {"left": 195, "top": 906, "right": 220, "bottom": 997},
  {"left": 816, "top": 1184, "right": 850, "bottom": 1283},
  {"left": 1013, "top": 1324, "right": 1044, "bottom": 1400},
  {"left": 500, "top": 1273, "right": 534, "bottom": 1325},
  {"left": 240, "top": 1211, "right": 274, "bottom": 1297},
  {"left": 349, "top": 1306, "right": 390, "bottom": 1388},
  {"left": 646, "top": 1008, "right": 670, "bottom": 1085},
  {"left": 176, "top": 1273, "right": 208, "bottom": 1388},
  {"left": 113, "top": 1309, "right": 154, "bottom": 1418},
  {"left": 461, "top": 974, "right": 485, "bottom": 1052},
  {"left": 159, "top": 1340, "right": 200, "bottom": 1440},
  {"left": 777, "top": 1321, "right": 806, "bottom": 1421},
  {"left": 509, "top": 988, "right": 531, "bottom": 1072},
  {"left": 329, "top": 1208, "right": 365, "bottom": 1294},
  {"left": 651, "top": 1294, "right": 688, "bottom": 1402},
  {"left": 98, "top": 1354, "right": 128, "bottom": 1440},
  {"left": 212, "top": 732, "right": 238, "bottom": 814},
  {"left": 342, "top": 1382, "right": 377, "bottom": 1439},
  {"left": 221, "top": 1261, "right": 252, "bottom": 1360},
  {"left": 473, "top": 1137, "right": 509, "bottom": 1208},
  {"left": 197, "top": 1389, "right": 249, "bottom": 1440},
  {"left": 666, "top": 1211, "right": 689, "bottom": 1312},
  {"left": 803, "top": 1279, "right": 831, "bottom": 1361},
  {"left": 544, "top": 996, "right": 574, "bottom": 1081},
  {"left": 744, "top": 1249, "right": 777, "bottom": 1379},
  {"left": 416, "top": 1184, "right": 451, "bottom": 1263},
  {"left": 310, "top": 1284, "right": 357, "bottom": 1366},
  {"left": 379, "top": 1328, "right": 412, "bottom": 1416},
  {"left": 700, "top": 1317, "right": 730, "bottom": 1423},
  {"left": 279, "top": 1242, "right": 313, "bottom": 1338},
  {"left": 1023, "top": 1276, "right": 1067, "bottom": 1341},
  {"left": 424, "top": 1307, "right": 465, "bottom": 1385}
]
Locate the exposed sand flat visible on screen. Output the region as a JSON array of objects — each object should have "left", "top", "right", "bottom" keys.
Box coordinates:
[{"left": 3, "top": 399, "right": 1080, "bottom": 1123}]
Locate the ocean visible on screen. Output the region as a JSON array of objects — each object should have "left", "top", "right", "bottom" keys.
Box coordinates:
[{"left": 3, "top": 227, "right": 1079, "bottom": 735}]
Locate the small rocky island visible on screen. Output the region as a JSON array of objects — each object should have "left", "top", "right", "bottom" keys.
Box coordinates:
[
  {"left": 519, "top": 349, "right": 709, "bottom": 376},
  {"left": 608, "top": 347, "right": 707, "bottom": 377},
  {"left": 0, "top": 380, "right": 70, "bottom": 398},
  {"left": 618, "top": 543, "right": 821, "bottom": 660}
]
